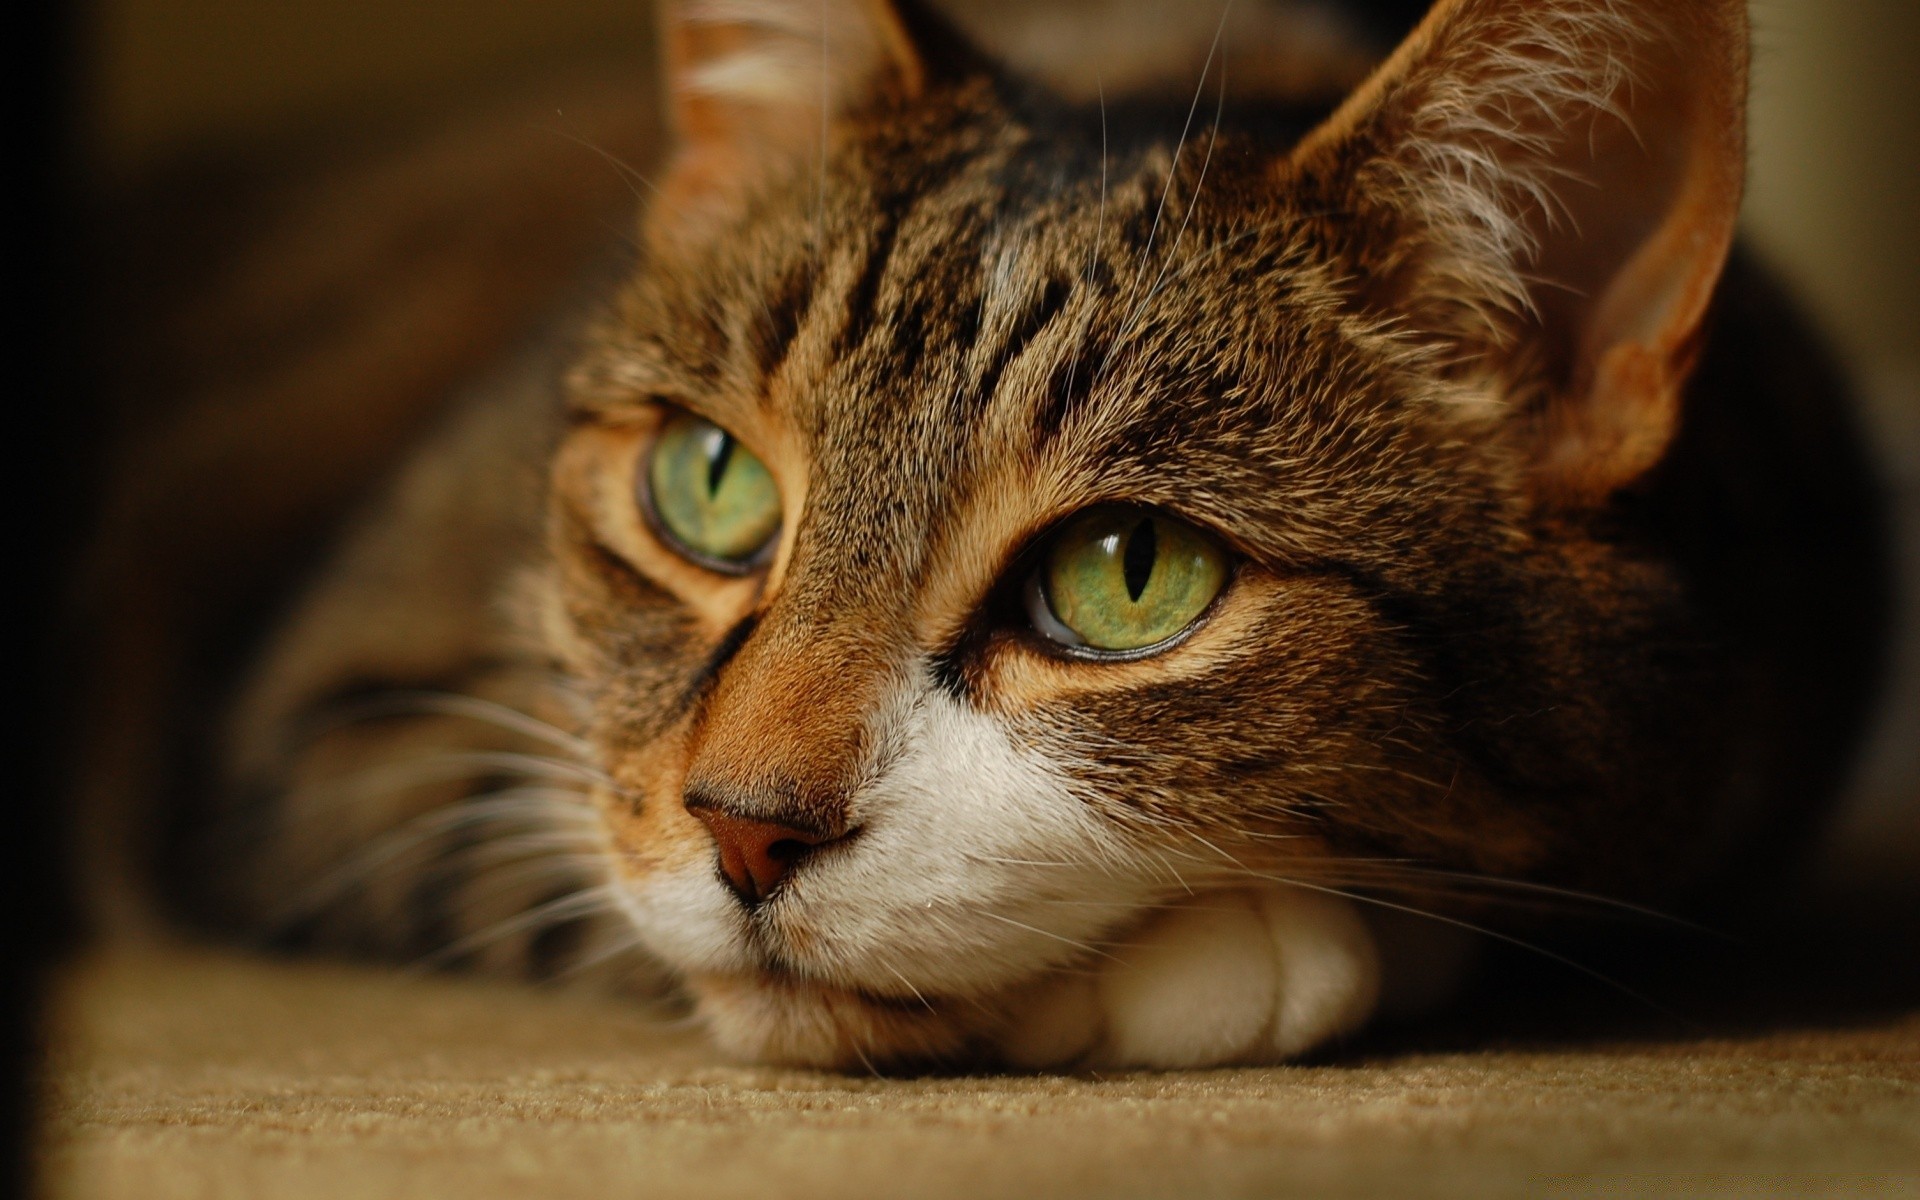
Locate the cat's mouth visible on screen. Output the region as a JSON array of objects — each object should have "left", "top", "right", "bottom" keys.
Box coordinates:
[
  {"left": 738, "top": 939, "right": 950, "bottom": 1012},
  {"left": 689, "top": 904, "right": 1110, "bottom": 1069}
]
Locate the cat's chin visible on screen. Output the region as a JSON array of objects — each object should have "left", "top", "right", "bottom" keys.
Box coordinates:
[
  {"left": 686, "top": 970, "right": 980, "bottom": 1070},
  {"left": 684, "top": 885, "right": 1394, "bottom": 1071}
]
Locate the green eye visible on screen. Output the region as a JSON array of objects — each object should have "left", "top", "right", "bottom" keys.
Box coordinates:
[
  {"left": 642, "top": 412, "right": 781, "bottom": 571},
  {"left": 1028, "top": 507, "right": 1229, "bottom": 655}
]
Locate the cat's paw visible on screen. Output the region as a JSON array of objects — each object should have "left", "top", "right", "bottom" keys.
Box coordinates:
[{"left": 997, "top": 886, "right": 1380, "bottom": 1069}]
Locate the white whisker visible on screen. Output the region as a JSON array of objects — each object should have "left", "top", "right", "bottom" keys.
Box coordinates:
[
  {"left": 1098, "top": 0, "right": 1235, "bottom": 383},
  {"left": 1167, "top": 829, "right": 1687, "bottom": 1019},
  {"left": 977, "top": 911, "right": 1123, "bottom": 965}
]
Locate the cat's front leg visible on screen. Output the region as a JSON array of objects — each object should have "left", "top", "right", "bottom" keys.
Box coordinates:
[{"left": 996, "top": 886, "right": 1383, "bottom": 1069}]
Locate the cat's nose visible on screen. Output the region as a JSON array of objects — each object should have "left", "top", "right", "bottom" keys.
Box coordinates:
[{"left": 685, "top": 798, "right": 842, "bottom": 905}]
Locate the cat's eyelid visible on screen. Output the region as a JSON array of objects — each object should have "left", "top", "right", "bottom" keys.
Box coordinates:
[
  {"left": 647, "top": 397, "right": 776, "bottom": 455},
  {"left": 564, "top": 390, "right": 670, "bottom": 429},
  {"left": 565, "top": 386, "right": 738, "bottom": 434},
  {"left": 1017, "top": 500, "right": 1238, "bottom": 566}
]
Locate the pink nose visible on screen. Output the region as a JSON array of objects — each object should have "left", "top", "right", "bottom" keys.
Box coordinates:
[{"left": 689, "top": 807, "right": 838, "bottom": 904}]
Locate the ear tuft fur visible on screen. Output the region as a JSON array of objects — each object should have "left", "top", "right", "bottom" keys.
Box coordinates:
[
  {"left": 1287, "top": 0, "right": 1749, "bottom": 502},
  {"left": 1338, "top": 3, "right": 1650, "bottom": 333}
]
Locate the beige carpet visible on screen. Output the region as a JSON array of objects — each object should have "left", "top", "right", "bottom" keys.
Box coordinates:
[{"left": 36, "top": 937, "right": 1920, "bottom": 1200}]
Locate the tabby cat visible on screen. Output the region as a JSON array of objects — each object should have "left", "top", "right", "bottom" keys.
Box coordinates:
[{"left": 114, "top": 0, "right": 1888, "bottom": 1070}]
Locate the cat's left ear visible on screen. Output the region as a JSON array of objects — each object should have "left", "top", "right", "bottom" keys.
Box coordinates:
[
  {"left": 653, "top": 0, "right": 942, "bottom": 230},
  {"left": 1284, "top": 0, "right": 1748, "bottom": 503}
]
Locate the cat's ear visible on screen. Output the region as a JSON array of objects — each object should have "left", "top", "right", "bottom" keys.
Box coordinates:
[
  {"left": 1284, "top": 0, "right": 1748, "bottom": 503},
  {"left": 653, "top": 0, "right": 937, "bottom": 228}
]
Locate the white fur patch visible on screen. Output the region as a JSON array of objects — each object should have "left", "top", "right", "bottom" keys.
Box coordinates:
[
  {"left": 621, "top": 683, "right": 1143, "bottom": 999},
  {"left": 1094, "top": 892, "right": 1280, "bottom": 1068},
  {"left": 1260, "top": 885, "right": 1381, "bottom": 1057},
  {"left": 997, "top": 885, "right": 1383, "bottom": 1069},
  {"left": 612, "top": 854, "right": 756, "bottom": 977},
  {"left": 768, "top": 686, "right": 1142, "bottom": 996}
]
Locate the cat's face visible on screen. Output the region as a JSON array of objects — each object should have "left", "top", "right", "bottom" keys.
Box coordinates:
[{"left": 539, "top": 0, "right": 1748, "bottom": 1066}]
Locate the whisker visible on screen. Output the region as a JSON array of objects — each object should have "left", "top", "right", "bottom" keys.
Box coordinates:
[
  {"left": 315, "top": 690, "right": 596, "bottom": 760},
  {"left": 1309, "top": 862, "right": 1724, "bottom": 936},
  {"left": 453, "top": 856, "right": 610, "bottom": 909},
  {"left": 1060, "top": 73, "right": 1109, "bottom": 406},
  {"left": 1179, "top": 842, "right": 1692, "bottom": 1023},
  {"left": 300, "top": 750, "right": 623, "bottom": 809},
  {"left": 965, "top": 854, "right": 1080, "bottom": 869},
  {"left": 537, "top": 121, "right": 661, "bottom": 202},
  {"left": 1098, "top": 0, "right": 1235, "bottom": 382},
  {"left": 1293, "top": 875, "right": 1686, "bottom": 1022},
  {"left": 407, "top": 884, "right": 623, "bottom": 973},
  {"left": 1136, "top": 833, "right": 1717, "bottom": 934},
  {"left": 465, "top": 832, "right": 610, "bottom": 867},
  {"left": 977, "top": 911, "right": 1123, "bottom": 965},
  {"left": 264, "top": 786, "right": 595, "bottom": 930},
  {"left": 881, "top": 964, "right": 936, "bottom": 1013},
  {"left": 1115, "top": 4, "right": 1232, "bottom": 346},
  {"left": 555, "top": 926, "right": 656, "bottom": 982}
]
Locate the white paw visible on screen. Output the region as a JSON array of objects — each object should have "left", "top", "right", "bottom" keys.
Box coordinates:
[{"left": 997, "top": 886, "right": 1381, "bottom": 1069}]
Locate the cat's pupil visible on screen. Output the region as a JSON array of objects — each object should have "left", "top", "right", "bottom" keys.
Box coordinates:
[
  {"left": 1122, "top": 518, "right": 1157, "bottom": 602},
  {"left": 706, "top": 433, "right": 736, "bottom": 498}
]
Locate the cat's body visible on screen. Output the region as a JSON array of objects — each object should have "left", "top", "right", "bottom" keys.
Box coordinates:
[{"left": 91, "top": 0, "right": 1889, "bottom": 1069}]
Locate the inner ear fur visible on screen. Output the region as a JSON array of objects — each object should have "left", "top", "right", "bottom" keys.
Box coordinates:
[
  {"left": 1283, "top": 0, "right": 1749, "bottom": 504},
  {"left": 653, "top": 0, "right": 941, "bottom": 232}
]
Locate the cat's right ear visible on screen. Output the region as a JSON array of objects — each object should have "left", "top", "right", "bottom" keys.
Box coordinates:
[
  {"left": 652, "top": 0, "right": 934, "bottom": 233},
  {"left": 1282, "top": 0, "right": 1749, "bottom": 505}
]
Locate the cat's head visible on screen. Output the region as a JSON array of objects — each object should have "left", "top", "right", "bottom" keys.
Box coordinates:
[{"left": 540, "top": 0, "right": 1749, "bottom": 1066}]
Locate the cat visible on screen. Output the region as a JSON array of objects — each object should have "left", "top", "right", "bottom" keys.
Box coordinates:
[{"left": 95, "top": 0, "right": 1890, "bottom": 1071}]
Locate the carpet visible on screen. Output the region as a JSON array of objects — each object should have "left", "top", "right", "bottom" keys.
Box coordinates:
[{"left": 37, "top": 927, "right": 1920, "bottom": 1200}]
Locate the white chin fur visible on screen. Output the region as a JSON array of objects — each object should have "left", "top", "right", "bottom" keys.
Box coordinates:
[{"left": 999, "top": 885, "right": 1383, "bottom": 1069}]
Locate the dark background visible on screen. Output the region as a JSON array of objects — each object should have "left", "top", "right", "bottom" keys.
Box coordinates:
[{"left": 17, "top": 0, "right": 81, "bottom": 1193}]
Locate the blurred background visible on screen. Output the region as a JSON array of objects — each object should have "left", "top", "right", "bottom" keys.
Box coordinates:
[
  {"left": 68, "top": 0, "right": 1920, "bottom": 868},
  {"left": 78, "top": 0, "right": 1919, "bottom": 377}
]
